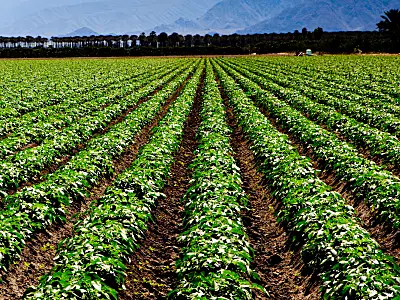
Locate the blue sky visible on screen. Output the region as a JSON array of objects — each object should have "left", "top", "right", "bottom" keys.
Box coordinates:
[{"left": 0, "top": 0, "right": 220, "bottom": 36}]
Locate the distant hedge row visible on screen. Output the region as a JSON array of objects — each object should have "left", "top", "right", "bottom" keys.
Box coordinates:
[{"left": 0, "top": 31, "right": 397, "bottom": 57}]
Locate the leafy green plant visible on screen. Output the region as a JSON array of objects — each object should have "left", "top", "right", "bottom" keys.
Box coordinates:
[
  {"left": 218, "top": 58, "right": 400, "bottom": 229},
  {"left": 213, "top": 59, "right": 400, "bottom": 299},
  {"left": 23, "top": 62, "right": 204, "bottom": 300},
  {"left": 0, "top": 61, "right": 199, "bottom": 272},
  {"left": 170, "top": 60, "right": 266, "bottom": 300}
]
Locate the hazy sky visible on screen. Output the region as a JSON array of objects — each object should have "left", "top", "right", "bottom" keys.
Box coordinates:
[{"left": 0, "top": 0, "right": 221, "bottom": 36}]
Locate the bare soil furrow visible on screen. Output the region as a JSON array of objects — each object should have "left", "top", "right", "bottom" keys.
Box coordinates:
[
  {"left": 2, "top": 71, "right": 183, "bottom": 201},
  {"left": 0, "top": 72, "right": 193, "bottom": 299},
  {"left": 252, "top": 97, "right": 400, "bottom": 265},
  {"left": 217, "top": 80, "right": 320, "bottom": 300},
  {"left": 119, "top": 74, "right": 203, "bottom": 300}
]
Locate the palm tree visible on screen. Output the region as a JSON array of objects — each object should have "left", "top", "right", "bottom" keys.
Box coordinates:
[
  {"left": 26, "top": 36, "right": 35, "bottom": 48},
  {"left": 378, "top": 9, "right": 400, "bottom": 49},
  {"left": 130, "top": 35, "right": 138, "bottom": 47},
  {"left": 121, "top": 34, "right": 129, "bottom": 48},
  {"left": 377, "top": 9, "right": 400, "bottom": 34},
  {"left": 204, "top": 34, "right": 212, "bottom": 46},
  {"left": 184, "top": 34, "right": 193, "bottom": 47},
  {"left": 168, "top": 32, "right": 183, "bottom": 47},
  {"left": 211, "top": 33, "right": 220, "bottom": 46},
  {"left": 193, "top": 34, "right": 203, "bottom": 46},
  {"left": 158, "top": 32, "right": 168, "bottom": 47},
  {"left": 139, "top": 32, "right": 147, "bottom": 47},
  {"left": 148, "top": 31, "right": 157, "bottom": 47}
]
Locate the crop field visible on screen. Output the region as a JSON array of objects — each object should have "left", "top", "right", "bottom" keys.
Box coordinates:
[{"left": 0, "top": 55, "right": 400, "bottom": 299}]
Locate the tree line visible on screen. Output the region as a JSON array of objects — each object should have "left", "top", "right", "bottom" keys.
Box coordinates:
[
  {"left": 0, "top": 9, "right": 399, "bottom": 57},
  {"left": 0, "top": 28, "right": 327, "bottom": 49}
]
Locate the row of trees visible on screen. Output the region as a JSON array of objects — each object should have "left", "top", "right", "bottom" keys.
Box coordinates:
[
  {"left": 0, "top": 9, "right": 398, "bottom": 54},
  {"left": 0, "top": 28, "right": 326, "bottom": 49}
]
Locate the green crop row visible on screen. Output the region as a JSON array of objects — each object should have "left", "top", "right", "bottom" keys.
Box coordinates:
[
  {"left": 0, "top": 61, "right": 191, "bottom": 195},
  {"left": 0, "top": 60, "right": 138, "bottom": 121},
  {"left": 223, "top": 59, "right": 400, "bottom": 170},
  {"left": 213, "top": 59, "right": 400, "bottom": 299},
  {"left": 217, "top": 59, "right": 400, "bottom": 228},
  {"left": 252, "top": 58, "right": 399, "bottom": 111},
  {"left": 255, "top": 56, "right": 400, "bottom": 99},
  {"left": 0, "top": 61, "right": 198, "bottom": 272},
  {"left": 24, "top": 61, "right": 204, "bottom": 300},
  {"left": 170, "top": 60, "right": 264, "bottom": 299},
  {"left": 0, "top": 60, "right": 176, "bottom": 147},
  {"left": 239, "top": 59, "right": 400, "bottom": 137}
]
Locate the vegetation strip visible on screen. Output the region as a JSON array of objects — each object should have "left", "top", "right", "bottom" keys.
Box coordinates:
[
  {"left": 241, "top": 58, "right": 400, "bottom": 137},
  {"left": 170, "top": 60, "right": 265, "bottom": 299},
  {"left": 225, "top": 58, "right": 400, "bottom": 170},
  {"left": 250, "top": 58, "right": 400, "bottom": 115},
  {"left": 0, "top": 61, "right": 177, "bottom": 158},
  {"left": 0, "top": 60, "right": 170, "bottom": 139},
  {"left": 119, "top": 62, "right": 204, "bottom": 300},
  {"left": 217, "top": 59, "right": 400, "bottom": 230},
  {"left": 0, "top": 61, "right": 190, "bottom": 197},
  {"left": 272, "top": 56, "right": 400, "bottom": 98},
  {"left": 23, "top": 61, "right": 204, "bottom": 300},
  {"left": 0, "top": 61, "right": 198, "bottom": 273},
  {"left": 0, "top": 68, "right": 189, "bottom": 299},
  {"left": 0, "top": 60, "right": 131, "bottom": 122},
  {"left": 213, "top": 59, "right": 400, "bottom": 299},
  {"left": 220, "top": 77, "right": 321, "bottom": 299}
]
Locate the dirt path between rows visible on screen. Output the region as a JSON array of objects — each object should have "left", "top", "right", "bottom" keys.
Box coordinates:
[
  {"left": 216, "top": 57, "right": 400, "bottom": 267},
  {"left": 218, "top": 77, "right": 321, "bottom": 300},
  {"left": 1, "top": 68, "right": 183, "bottom": 204},
  {"left": 0, "top": 70, "right": 194, "bottom": 299},
  {"left": 119, "top": 73, "right": 204, "bottom": 299},
  {"left": 251, "top": 95, "right": 400, "bottom": 266}
]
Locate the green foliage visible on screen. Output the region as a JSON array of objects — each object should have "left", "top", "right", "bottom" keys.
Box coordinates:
[
  {"left": 170, "top": 60, "right": 267, "bottom": 299},
  {"left": 23, "top": 61, "right": 204, "bottom": 300},
  {"left": 0, "top": 60, "right": 198, "bottom": 272},
  {"left": 213, "top": 59, "right": 400, "bottom": 299},
  {"left": 377, "top": 9, "right": 400, "bottom": 36},
  {"left": 219, "top": 58, "right": 400, "bottom": 228},
  {"left": 0, "top": 63, "right": 186, "bottom": 194}
]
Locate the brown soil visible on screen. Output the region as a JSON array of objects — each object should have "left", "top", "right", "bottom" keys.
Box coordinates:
[
  {"left": 217, "top": 79, "right": 320, "bottom": 300},
  {"left": 252, "top": 98, "right": 400, "bottom": 264},
  {"left": 1, "top": 69, "right": 182, "bottom": 202},
  {"left": 273, "top": 94, "right": 400, "bottom": 178},
  {"left": 226, "top": 60, "right": 400, "bottom": 178},
  {"left": 119, "top": 72, "right": 203, "bottom": 300},
  {"left": 219, "top": 59, "right": 400, "bottom": 260},
  {"left": 3, "top": 68, "right": 165, "bottom": 155},
  {"left": 0, "top": 71, "right": 193, "bottom": 299}
]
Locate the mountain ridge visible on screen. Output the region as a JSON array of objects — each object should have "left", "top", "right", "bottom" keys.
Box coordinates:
[
  {"left": 60, "top": 27, "right": 99, "bottom": 37},
  {"left": 239, "top": 0, "right": 400, "bottom": 33},
  {"left": 0, "top": 0, "right": 219, "bottom": 36},
  {"left": 0, "top": 0, "right": 399, "bottom": 37}
]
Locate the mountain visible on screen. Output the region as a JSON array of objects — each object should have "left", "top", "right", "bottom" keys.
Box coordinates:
[
  {"left": 147, "top": 0, "right": 397, "bottom": 36},
  {"left": 196, "top": 0, "right": 297, "bottom": 32},
  {"left": 146, "top": 0, "right": 298, "bottom": 35},
  {"left": 61, "top": 27, "right": 99, "bottom": 37},
  {"left": 151, "top": 18, "right": 205, "bottom": 35},
  {"left": 239, "top": 0, "right": 400, "bottom": 33},
  {"left": 0, "top": 0, "right": 220, "bottom": 37},
  {"left": 0, "top": 0, "right": 399, "bottom": 37}
]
